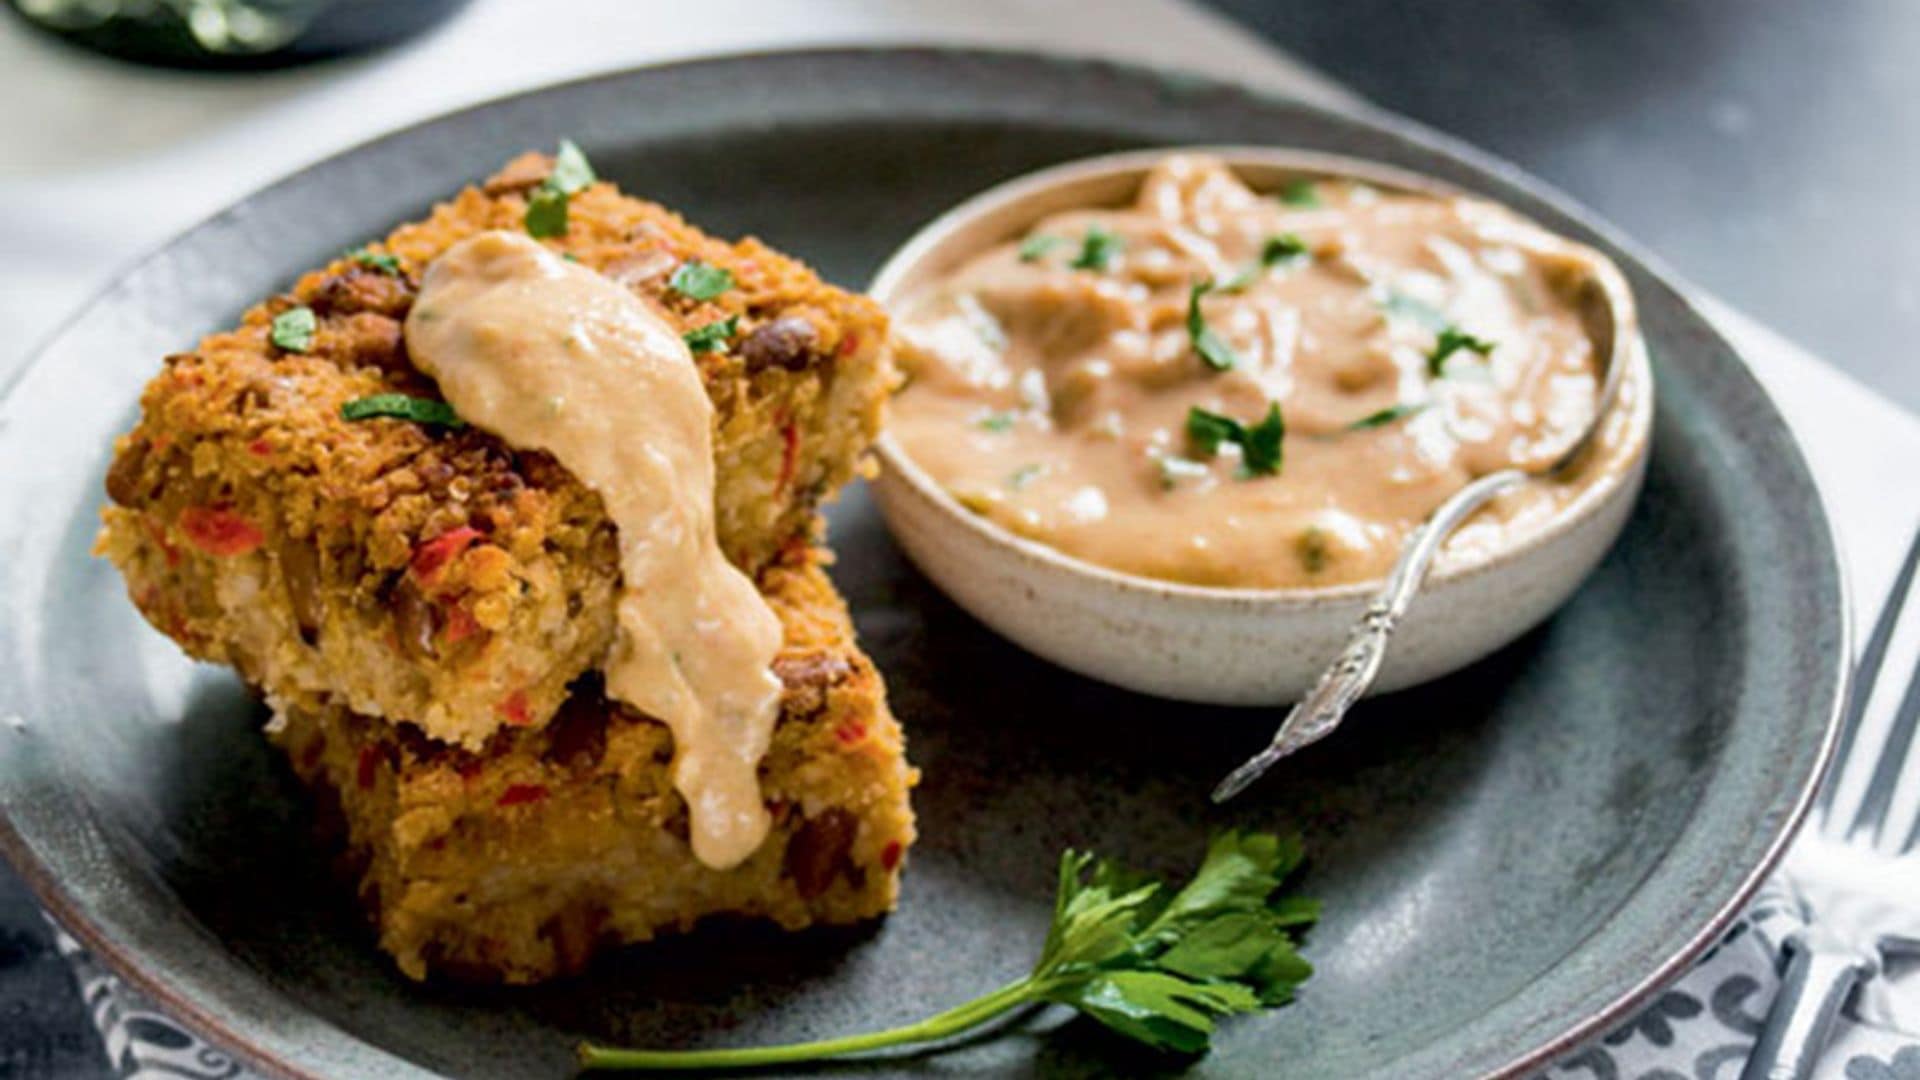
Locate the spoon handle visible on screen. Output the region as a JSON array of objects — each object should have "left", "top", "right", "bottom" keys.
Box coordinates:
[{"left": 1212, "top": 468, "right": 1529, "bottom": 803}]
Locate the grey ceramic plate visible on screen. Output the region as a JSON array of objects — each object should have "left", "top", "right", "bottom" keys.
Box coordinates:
[{"left": 0, "top": 48, "right": 1844, "bottom": 1080}]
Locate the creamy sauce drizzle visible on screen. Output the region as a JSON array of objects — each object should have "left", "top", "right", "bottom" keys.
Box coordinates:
[
  {"left": 890, "top": 155, "right": 1630, "bottom": 589},
  {"left": 408, "top": 231, "right": 783, "bottom": 869}
]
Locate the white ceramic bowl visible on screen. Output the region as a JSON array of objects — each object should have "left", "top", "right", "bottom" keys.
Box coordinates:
[{"left": 867, "top": 147, "right": 1654, "bottom": 705}]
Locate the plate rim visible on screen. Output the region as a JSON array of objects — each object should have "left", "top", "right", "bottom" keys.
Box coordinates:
[{"left": 0, "top": 44, "right": 1850, "bottom": 1080}]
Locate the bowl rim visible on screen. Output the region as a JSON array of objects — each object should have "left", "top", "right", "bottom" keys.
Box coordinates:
[{"left": 867, "top": 145, "right": 1655, "bottom": 608}]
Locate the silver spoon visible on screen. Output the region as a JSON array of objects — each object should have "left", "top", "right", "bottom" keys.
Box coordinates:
[{"left": 1213, "top": 264, "right": 1638, "bottom": 803}]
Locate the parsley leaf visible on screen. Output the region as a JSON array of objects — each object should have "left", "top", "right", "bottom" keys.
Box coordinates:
[
  {"left": 548, "top": 139, "right": 596, "bottom": 195},
  {"left": 1427, "top": 326, "right": 1497, "bottom": 376},
  {"left": 1296, "top": 527, "right": 1330, "bottom": 574},
  {"left": 348, "top": 248, "right": 403, "bottom": 275},
  {"left": 682, "top": 316, "right": 738, "bottom": 354},
  {"left": 1186, "top": 407, "right": 1244, "bottom": 456},
  {"left": 1220, "top": 233, "right": 1312, "bottom": 292},
  {"left": 1380, "top": 290, "right": 1448, "bottom": 331},
  {"left": 524, "top": 187, "right": 570, "bottom": 239},
  {"left": 1069, "top": 225, "right": 1123, "bottom": 271},
  {"left": 1278, "top": 178, "right": 1321, "bottom": 207},
  {"left": 668, "top": 260, "right": 734, "bottom": 301},
  {"left": 340, "top": 394, "right": 465, "bottom": 429},
  {"left": 1018, "top": 234, "right": 1062, "bottom": 262},
  {"left": 1187, "top": 404, "right": 1285, "bottom": 477},
  {"left": 1262, "top": 233, "right": 1309, "bottom": 264},
  {"left": 577, "top": 830, "right": 1316, "bottom": 1070},
  {"left": 1347, "top": 402, "right": 1429, "bottom": 430},
  {"left": 1008, "top": 463, "right": 1044, "bottom": 490},
  {"left": 270, "top": 306, "right": 316, "bottom": 353},
  {"left": 1239, "top": 404, "right": 1286, "bottom": 476},
  {"left": 524, "top": 139, "right": 597, "bottom": 238},
  {"left": 977, "top": 411, "right": 1016, "bottom": 433},
  {"left": 1186, "top": 281, "right": 1241, "bottom": 372}
]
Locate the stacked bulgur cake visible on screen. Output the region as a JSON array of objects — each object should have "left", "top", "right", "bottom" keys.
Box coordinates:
[{"left": 95, "top": 153, "right": 916, "bottom": 984}]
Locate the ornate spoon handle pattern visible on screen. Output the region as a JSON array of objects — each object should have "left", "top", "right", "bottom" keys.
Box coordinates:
[{"left": 1212, "top": 468, "right": 1529, "bottom": 803}]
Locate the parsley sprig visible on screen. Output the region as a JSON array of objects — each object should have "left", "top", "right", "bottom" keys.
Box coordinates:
[
  {"left": 1069, "top": 225, "right": 1123, "bottom": 271},
  {"left": 341, "top": 394, "right": 465, "bottom": 429},
  {"left": 1427, "top": 326, "right": 1497, "bottom": 376},
  {"left": 577, "top": 831, "right": 1315, "bottom": 1070},
  {"left": 1187, "top": 280, "right": 1241, "bottom": 372},
  {"left": 668, "top": 260, "right": 733, "bottom": 301},
  {"left": 682, "top": 316, "right": 738, "bottom": 354},
  {"left": 1347, "top": 402, "right": 1428, "bottom": 430},
  {"left": 270, "top": 306, "right": 316, "bottom": 353},
  {"left": 524, "top": 139, "right": 597, "bottom": 239},
  {"left": 1018, "top": 234, "right": 1062, "bottom": 262},
  {"left": 1220, "top": 233, "right": 1311, "bottom": 292},
  {"left": 348, "top": 247, "right": 403, "bottom": 276},
  {"left": 1278, "top": 178, "right": 1321, "bottom": 207},
  {"left": 1188, "top": 404, "right": 1285, "bottom": 477}
]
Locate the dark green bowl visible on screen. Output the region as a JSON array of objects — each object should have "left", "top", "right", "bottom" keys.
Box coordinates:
[{"left": 0, "top": 48, "right": 1844, "bottom": 1079}]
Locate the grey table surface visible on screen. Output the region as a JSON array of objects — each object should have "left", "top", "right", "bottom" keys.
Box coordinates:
[
  {"left": 1203, "top": 0, "right": 1920, "bottom": 414},
  {"left": 4, "top": 3, "right": 1916, "bottom": 1078}
]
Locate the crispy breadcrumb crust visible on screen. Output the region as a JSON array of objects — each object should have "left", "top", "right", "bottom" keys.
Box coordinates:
[
  {"left": 96, "top": 152, "right": 891, "bottom": 749},
  {"left": 270, "top": 553, "right": 918, "bottom": 984}
]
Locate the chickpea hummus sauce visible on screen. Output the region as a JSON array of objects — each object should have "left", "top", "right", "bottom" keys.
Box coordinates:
[
  {"left": 889, "top": 155, "right": 1633, "bottom": 589},
  {"left": 408, "top": 231, "right": 783, "bottom": 870}
]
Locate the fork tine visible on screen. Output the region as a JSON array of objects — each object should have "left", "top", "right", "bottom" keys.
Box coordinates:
[
  {"left": 1898, "top": 669, "right": 1920, "bottom": 853},
  {"left": 1820, "top": 525, "right": 1920, "bottom": 826},
  {"left": 1858, "top": 645, "right": 1920, "bottom": 849},
  {"left": 1846, "top": 570, "right": 1920, "bottom": 847}
]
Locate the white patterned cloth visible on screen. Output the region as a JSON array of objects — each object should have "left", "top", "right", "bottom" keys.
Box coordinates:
[
  {"left": 7, "top": 1, "right": 1920, "bottom": 1078},
  {"left": 1535, "top": 891, "right": 1920, "bottom": 1080},
  {"left": 48, "top": 921, "right": 259, "bottom": 1080},
  {"left": 47, "top": 908, "right": 1919, "bottom": 1080}
]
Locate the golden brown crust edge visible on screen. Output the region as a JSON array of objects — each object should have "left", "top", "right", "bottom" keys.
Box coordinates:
[
  {"left": 96, "top": 152, "right": 892, "bottom": 749},
  {"left": 269, "top": 551, "right": 918, "bottom": 984}
]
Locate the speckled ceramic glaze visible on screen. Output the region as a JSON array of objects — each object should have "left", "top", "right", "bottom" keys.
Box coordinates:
[
  {"left": 867, "top": 147, "right": 1654, "bottom": 704},
  {"left": 0, "top": 49, "right": 1843, "bottom": 1080}
]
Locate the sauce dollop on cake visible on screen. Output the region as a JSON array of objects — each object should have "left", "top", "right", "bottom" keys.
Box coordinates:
[{"left": 409, "top": 230, "right": 782, "bottom": 869}]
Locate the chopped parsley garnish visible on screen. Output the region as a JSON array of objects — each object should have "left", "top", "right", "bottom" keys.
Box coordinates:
[
  {"left": 577, "top": 830, "right": 1316, "bottom": 1070},
  {"left": 1262, "top": 233, "right": 1310, "bottom": 263},
  {"left": 348, "top": 248, "right": 403, "bottom": 275},
  {"left": 1186, "top": 408, "right": 1242, "bottom": 456},
  {"left": 1069, "top": 225, "right": 1123, "bottom": 271},
  {"left": 548, "top": 139, "right": 595, "bottom": 195},
  {"left": 668, "top": 260, "right": 734, "bottom": 301},
  {"left": 1018, "top": 234, "right": 1062, "bottom": 262},
  {"left": 1008, "top": 463, "right": 1043, "bottom": 490},
  {"left": 1296, "top": 528, "right": 1330, "bottom": 574},
  {"left": 1380, "top": 290, "right": 1448, "bottom": 331},
  {"left": 1427, "top": 326, "right": 1497, "bottom": 376},
  {"left": 523, "top": 139, "right": 597, "bottom": 239},
  {"left": 524, "top": 188, "right": 570, "bottom": 238},
  {"left": 682, "top": 316, "right": 739, "bottom": 354},
  {"left": 270, "top": 306, "right": 316, "bottom": 353},
  {"left": 1187, "top": 403, "right": 1285, "bottom": 477},
  {"left": 1279, "top": 178, "right": 1321, "bottom": 207},
  {"left": 977, "top": 411, "right": 1016, "bottom": 433},
  {"left": 1186, "top": 281, "right": 1242, "bottom": 372},
  {"left": 341, "top": 394, "right": 465, "bottom": 429},
  {"left": 1221, "top": 233, "right": 1312, "bottom": 291},
  {"left": 1347, "top": 402, "right": 1429, "bottom": 430}
]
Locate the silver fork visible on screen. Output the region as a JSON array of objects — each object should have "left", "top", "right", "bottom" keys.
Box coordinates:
[{"left": 1741, "top": 523, "right": 1920, "bottom": 1080}]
